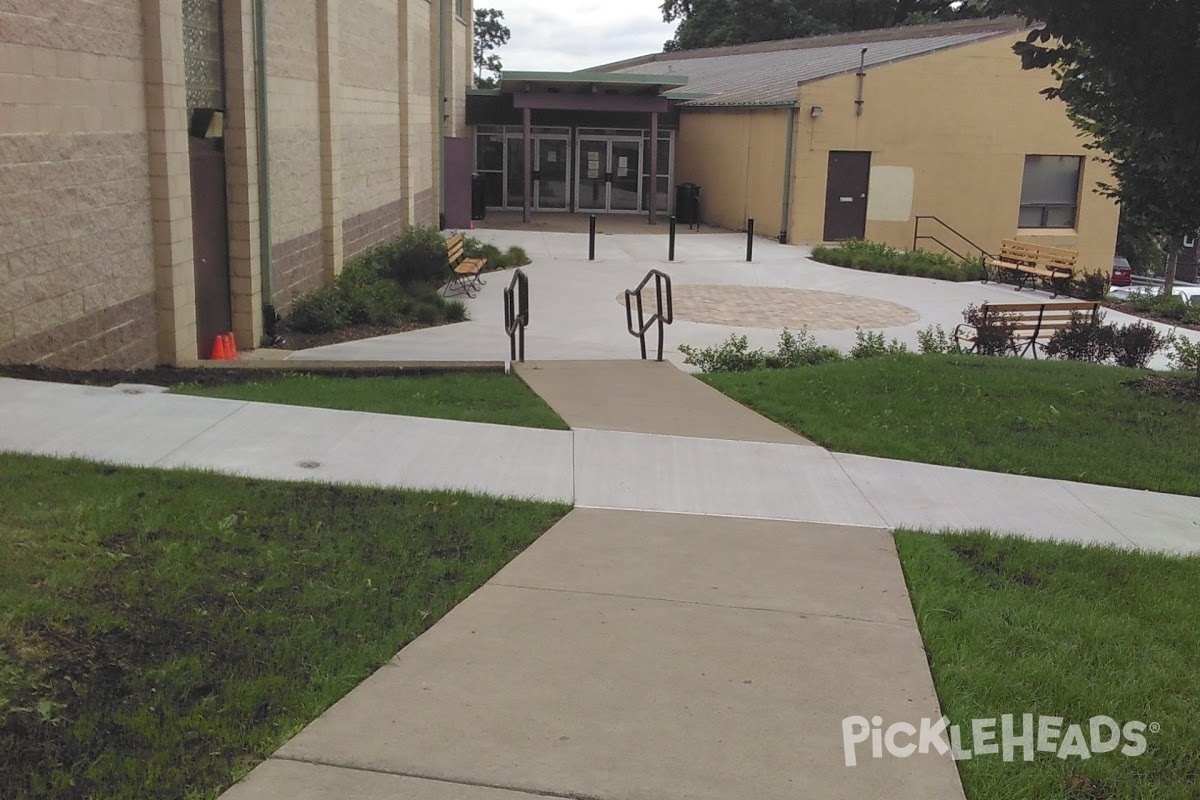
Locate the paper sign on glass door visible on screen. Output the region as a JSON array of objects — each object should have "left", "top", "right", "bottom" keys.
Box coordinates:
[{"left": 617, "top": 156, "right": 628, "bottom": 177}]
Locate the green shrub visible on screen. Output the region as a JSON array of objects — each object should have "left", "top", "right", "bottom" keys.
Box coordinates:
[
  {"left": 481, "top": 243, "right": 505, "bottom": 267},
  {"left": 341, "top": 279, "right": 409, "bottom": 326},
  {"left": 961, "top": 303, "right": 1019, "bottom": 356},
  {"left": 505, "top": 245, "right": 530, "bottom": 267},
  {"left": 850, "top": 328, "right": 909, "bottom": 359},
  {"left": 1070, "top": 271, "right": 1110, "bottom": 300},
  {"left": 1110, "top": 321, "right": 1170, "bottom": 369},
  {"left": 444, "top": 300, "right": 469, "bottom": 322},
  {"left": 1045, "top": 312, "right": 1113, "bottom": 363},
  {"left": 381, "top": 225, "right": 447, "bottom": 286},
  {"left": 287, "top": 286, "right": 347, "bottom": 333},
  {"left": 461, "top": 235, "right": 488, "bottom": 259},
  {"left": 678, "top": 335, "right": 767, "bottom": 373},
  {"left": 680, "top": 328, "right": 844, "bottom": 373},
  {"left": 1168, "top": 335, "right": 1200, "bottom": 372},
  {"left": 771, "top": 327, "right": 844, "bottom": 367},
  {"left": 810, "top": 240, "right": 981, "bottom": 282},
  {"left": 916, "top": 324, "right": 965, "bottom": 355},
  {"left": 410, "top": 299, "right": 444, "bottom": 325}
]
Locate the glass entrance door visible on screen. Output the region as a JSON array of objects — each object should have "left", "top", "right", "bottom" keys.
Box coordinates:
[
  {"left": 504, "top": 136, "right": 524, "bottom": 209},
  {"left": 535, "top": 138, "right": 569, "bottom": 211},
  {"left": 577, "top": 139, "right": 608, "bottom": 211},
  {"left": 609, "top": 139, "right": 642, "bottom": 211}
]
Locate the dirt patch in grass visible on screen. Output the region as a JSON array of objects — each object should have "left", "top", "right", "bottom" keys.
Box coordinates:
[
  {"left": 1125, "top": 374, "right": 1200, "bottom": 402},
  {"left": 950, "top": 544, "right": 1040, "bottom": 588},
  {"left": 1065, "top": 774, "right": 1119, "bottom": 800}
]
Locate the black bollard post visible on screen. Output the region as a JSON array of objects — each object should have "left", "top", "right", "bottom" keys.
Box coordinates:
[
  {"left": 669, "top": 216, "right": 677, "bottom": 261},
  {"left": 746, "top": 218, "right": 755, "bottom": 262},
  {"left": 589, "top": 215, "right": 596, "bottom": 261}
]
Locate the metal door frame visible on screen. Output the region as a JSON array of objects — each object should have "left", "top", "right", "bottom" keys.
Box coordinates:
[
  {"left": 533, "top": 135, "right": 571, "bottom": 212},
  {"left": 575, "top": 135, "right": 645, "bottom": 214}
]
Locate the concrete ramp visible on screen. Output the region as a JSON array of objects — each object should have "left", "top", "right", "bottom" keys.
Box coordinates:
[
  {"left": 228, "top": 509, "right": 964, "bottom": 800},
  {"left": 515, "top": 360, "right": 813, "bottom": 445}
]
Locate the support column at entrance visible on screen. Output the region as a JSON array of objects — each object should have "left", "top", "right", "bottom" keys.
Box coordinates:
[
  {"left": 648, "top": 111, "right": 659, "bottom": 225},
  {"left": 523, "top": 107, "right": 532, "bottom": 224}
]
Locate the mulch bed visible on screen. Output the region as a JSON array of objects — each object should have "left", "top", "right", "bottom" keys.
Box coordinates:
[
  {"left": 1125, "top": 374, "right": 1200, "bottom": 402},
  {"left": 1102, "top": 300, "right": 1200, "bottom": 332},
  {"left": 271, "top": 320, "right": 434, "bottom": 351}
]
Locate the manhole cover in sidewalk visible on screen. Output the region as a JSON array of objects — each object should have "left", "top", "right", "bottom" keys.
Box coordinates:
[{"left": 617, "top": 285, "right": 919, "bottom": 330}]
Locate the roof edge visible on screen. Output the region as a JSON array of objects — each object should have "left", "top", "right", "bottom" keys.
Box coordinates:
[{"left": 590, "top": 16, "right": 1029, "bottom": 73}]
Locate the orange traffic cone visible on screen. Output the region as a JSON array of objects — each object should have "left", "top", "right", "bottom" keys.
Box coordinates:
[
  {"left": 224, "top": 332, "right": 240, "bottom": 360},
  {"left": 209, "top": 335, "right": 229, "bottom": 361}
]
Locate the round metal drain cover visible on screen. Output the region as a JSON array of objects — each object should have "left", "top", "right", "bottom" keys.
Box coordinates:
[{"left": 297, "top": 460, "right": 322, "bottom": 470}]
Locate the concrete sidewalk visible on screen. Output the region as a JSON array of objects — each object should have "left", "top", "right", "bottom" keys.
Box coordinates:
[
  {"left": 2, "top": 375, "right": 1199, "bottom": 551},
  {"left": 3, "top": 367, "right": 1199, "bottom": 800},
  {"left": 516, "top": 359, "right": 812, "bottom": 444},
  {"left": 225, "top": 509, "right": 964, "bottom": 800}
]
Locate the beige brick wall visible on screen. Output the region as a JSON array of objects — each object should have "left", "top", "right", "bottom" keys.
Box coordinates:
[
  {"left": 264, "top": 1, "right": 323, "bottom": 308},
  {"left": 404, "top": 0, "right": 437, "bottom": 227},
  {"left": 340, "top": 0, "right": 403, "bottom": 234},
  {"left": 0, "top": 0, "right": 158, "bottom": 368},
  {"left": 0, "top": 0, "right": 474, "bottom": 365}
]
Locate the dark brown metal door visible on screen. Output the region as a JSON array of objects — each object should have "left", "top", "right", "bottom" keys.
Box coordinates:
[
  {"left": 189, "top": 136, "right": 232, "bottom": 356},
  {"left": 823, "top": 151, "right": 871, "bottom": 241}
]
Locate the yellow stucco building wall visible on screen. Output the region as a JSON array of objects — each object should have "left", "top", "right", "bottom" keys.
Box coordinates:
[{"left": 675, "top": 34, "right": 1120, "bottom": 273}]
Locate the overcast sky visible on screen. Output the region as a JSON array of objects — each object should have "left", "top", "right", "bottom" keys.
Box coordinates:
[{"left": 489, "top": 0, "right": 676, "bottom": 71}]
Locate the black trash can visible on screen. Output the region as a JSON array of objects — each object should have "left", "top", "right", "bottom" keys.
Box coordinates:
[
  {"left": 675, "top": 182, "right": 700, "bottom": 225},
  {"left": 471, "top": 173, "right": 487, "bottom": 221}
]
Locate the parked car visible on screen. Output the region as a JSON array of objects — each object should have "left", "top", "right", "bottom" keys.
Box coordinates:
[{"left": 1111, "top": 255, "right": 1132, "bottom": 287}]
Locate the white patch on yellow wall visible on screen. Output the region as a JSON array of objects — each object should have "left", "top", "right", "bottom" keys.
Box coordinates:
[{"left": 865, "top": 166, "right": 914, "bottom": 222}]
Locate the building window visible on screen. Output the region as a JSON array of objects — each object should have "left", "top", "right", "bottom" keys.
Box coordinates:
[
  {"left": 1019, "top": 155, "right": 1082, "bottom": 229},
  {"left": 455, "top": 0, "right": 465, "bottom": 19}
]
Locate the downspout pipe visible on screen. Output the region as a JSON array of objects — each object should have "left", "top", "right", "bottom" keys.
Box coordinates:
[
  {"left": 779, "top": 103, "right": 797, "bottom": 244},
  {"left": 438, "top": 0, "right": 447, "bottom": 229},
  {"left": 252, "top": 0, "right": 276, "bottom": 339}
]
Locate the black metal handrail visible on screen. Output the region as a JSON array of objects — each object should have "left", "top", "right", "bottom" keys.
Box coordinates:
[
  {"left": 624, "top": 269, "right": 673, "bottom": 361},
  {"left": 503, "top": 269, "right": 529, "bottom": 362},
  {"left": 913, "top": 215, "right": 993, "bottom": 262}
]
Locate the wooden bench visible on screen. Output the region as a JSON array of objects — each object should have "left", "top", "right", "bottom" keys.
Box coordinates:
[
  {"left": 442, "top": 232, "right": 486, "bottom": 298},
  {"left": 984, "top": 239, "right": 1077, "bottom": 297},
  {"left": 953, "top": 301, "right": 1100, "bottom": 358}
]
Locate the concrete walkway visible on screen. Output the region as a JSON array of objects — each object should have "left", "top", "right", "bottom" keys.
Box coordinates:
[
  {"left": 2, "top": 368, "right": 1199, "bottom": 798},
  {"left": 226, "top": 510, "right": 963, "bottom": 800},
  {"left": 515, "top": 360, "right": 812, "bottom": 444}
]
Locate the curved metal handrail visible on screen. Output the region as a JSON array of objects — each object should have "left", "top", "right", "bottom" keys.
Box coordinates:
[
  {"left": 503, "top": 269, "right": 529, "bottom": 362},
  {"left": 624, "top": 269, "right": 673, "bottom": 361}
]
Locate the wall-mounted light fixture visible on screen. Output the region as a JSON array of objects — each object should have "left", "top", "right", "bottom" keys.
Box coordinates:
[{"left": 810, "top": 106, "right": 823, "bottom": 118}]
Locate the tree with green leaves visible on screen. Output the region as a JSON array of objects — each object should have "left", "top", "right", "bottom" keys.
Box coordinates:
[
  {"left": 660, "top": 0, "right": 980, "bottom": 51},
  {"left": 983, "top": 0, "right": 1200, "bottom": 381},
  {"left": 474, "top": 7, "right": 510, "bottom": 89}
]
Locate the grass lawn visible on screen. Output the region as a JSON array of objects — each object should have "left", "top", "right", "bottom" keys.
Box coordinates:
[
  {"left": 0, "top": 453, "right": 569, "bottom": 800},
  {"left": 702, "top": 355, "right": 1200, "bottom": 496},
  {"left": 173, "top": 372, "right": 568, "bottom": 430},
  {"left": 898, "top": 530, "right": 1200, "bottom": 799}
]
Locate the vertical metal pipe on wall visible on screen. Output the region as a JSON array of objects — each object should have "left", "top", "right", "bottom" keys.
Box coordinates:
[
  {"left": 438, "top": 0, "right": 447, "bottom": 228},
  {"left": 779, "top": 103, "right": 797, "bottom": 244},
  {"left": 251, "top": 0, "right": 275, "bottom": 338}
]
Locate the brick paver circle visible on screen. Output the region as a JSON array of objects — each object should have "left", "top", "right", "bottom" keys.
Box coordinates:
[{"left": 618, "top": 285, "right": 920, "bottom": 330}]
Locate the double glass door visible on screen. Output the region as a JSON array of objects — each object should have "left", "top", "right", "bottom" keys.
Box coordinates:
[
  {"left": 504, "top": 136, "right": 570, "bottom": 211},
  {"left": 578, "top": 138, "right": 642, "bottom": 212}
]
